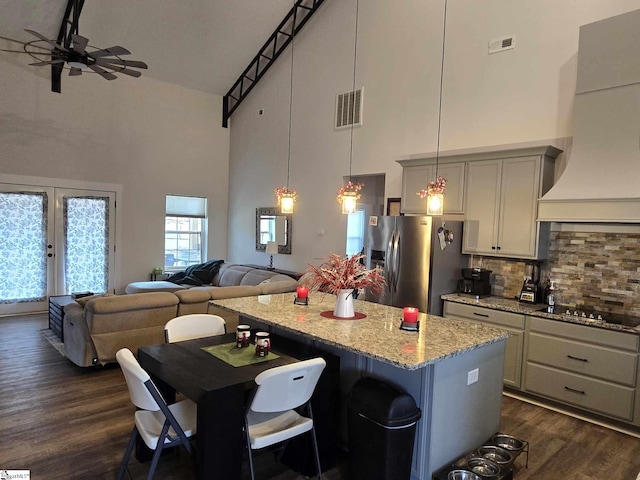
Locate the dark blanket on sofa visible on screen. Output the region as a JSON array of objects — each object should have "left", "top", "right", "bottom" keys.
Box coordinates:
[{"left": 167, "top": 259, "right": 224, "bottom": 286}]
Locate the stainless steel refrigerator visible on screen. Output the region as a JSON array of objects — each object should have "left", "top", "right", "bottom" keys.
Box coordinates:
[{"left": 365, "top": 215, "right": 467, "bottom": 316}]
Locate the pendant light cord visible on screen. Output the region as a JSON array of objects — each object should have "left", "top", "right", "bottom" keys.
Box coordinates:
[
  {"left": 348, "top": 0, "right": 360, "bottom": 182},
  {"left": 286, "top": 2, "right": 296, "bottom": 189},
  {"left": 435, "top": 0, "right": 448, "bottom": 179}
]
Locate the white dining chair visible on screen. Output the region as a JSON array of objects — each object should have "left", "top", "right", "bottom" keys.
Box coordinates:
[
  {"left": 116, "top": 348, "right": 197, "bottom": 480},
  {"left": 244, "top": 357, "right": 326, "bottom": 480},
  {"left": 164, "top": 314, "right": 226, "bottom": 343}
]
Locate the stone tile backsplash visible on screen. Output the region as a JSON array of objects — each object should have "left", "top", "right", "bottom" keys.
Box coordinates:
[{"left": 470, "top": 231, "right": 640, "bottom": 317}]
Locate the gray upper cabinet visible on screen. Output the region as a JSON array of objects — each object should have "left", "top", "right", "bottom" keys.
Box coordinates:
[
  {"left": 464, "top": 156, "right": 542, "bottom": 258},
  {"left": 461, "top": 145, "right": 560, "bottom": 259},
  {"left": 398, "top": 160, "right": 465, "bottom": 215}
]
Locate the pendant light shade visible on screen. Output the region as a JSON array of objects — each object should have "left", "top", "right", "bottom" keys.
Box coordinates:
[
  {"left": 280, "top": 192, "right": 295, "bottom": 214},
  {"left": 341, "top": 192, "right": 358, "bottom": 214},
  {"left": 427, "top": 193, "right": 444, "bottom": 216},
  {"left": 337, "top": 181, "right": 362, "bottom": 214}
]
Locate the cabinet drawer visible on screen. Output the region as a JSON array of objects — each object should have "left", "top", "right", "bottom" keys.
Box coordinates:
[
  {"left": 444, "top": 302, "right": 525, "bottom": 329},
  {"left": 525, "top": 363, "right": 635, "bottom": 421},
  {"left": 528, "top": 333, "right": 638, "bottom": 386},
  {"left": 529, "top": 316, "right": 639, "bottom": 351}
]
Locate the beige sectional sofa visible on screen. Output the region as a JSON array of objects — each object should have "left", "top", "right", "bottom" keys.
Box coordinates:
[{"left": 63, "top": 264, "right": 299, "bottom": 367}]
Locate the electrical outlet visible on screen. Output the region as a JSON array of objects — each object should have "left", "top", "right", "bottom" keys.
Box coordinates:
[{"left": 467, "top": 368, "right": 479, "bottom": 385}]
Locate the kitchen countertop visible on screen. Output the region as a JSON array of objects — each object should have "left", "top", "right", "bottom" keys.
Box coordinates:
[
  {"left": 441, "top": 293, "right": 640, "bottom": 335},
  {"left": 211, "top": 293, "right": 509, "bottom": 371}
]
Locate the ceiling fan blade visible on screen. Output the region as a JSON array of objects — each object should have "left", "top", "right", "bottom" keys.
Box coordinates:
[
  {"left": 71, "top": 34, "right": 88, "bottom": 54},
  {"left": 24, "top": 29, "right": 69, "bottom": 52},
  {"left": 29, "top": 59, "right": 65, "bottom": 66},
  {"left": 91, "top": 46, "right": 131, "bottom": 57},
  {"left": 108, "top": 67, "right": 141, "bottom": 78},
  {"left": 95, "top": 58, "right": 148, "bottom": 70},
  {"left": 69, "top": 67, "right": 83, "bottom": 76},
  {"left": 88, "top": 64, "right": 117, "bottom": 80}
]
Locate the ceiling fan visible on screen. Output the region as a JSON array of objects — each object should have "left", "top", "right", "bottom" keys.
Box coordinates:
[{"left": 24, "top": 28, "right": 148, "bottom": 82}]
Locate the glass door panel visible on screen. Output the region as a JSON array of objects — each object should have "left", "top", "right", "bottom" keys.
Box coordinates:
[
  {"left": 0, "top": 185, "right": 54, "bottom": 315},
  {"left": 55, "top": 189, "right": 116, "bottom": 295}
]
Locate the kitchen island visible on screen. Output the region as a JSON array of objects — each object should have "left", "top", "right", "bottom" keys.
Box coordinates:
[{"left": 211, "top": 293, "right": 509, "bottom": 479}]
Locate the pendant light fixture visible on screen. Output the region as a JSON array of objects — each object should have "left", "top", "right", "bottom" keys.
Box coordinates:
[
  {"left": 417, "top": 0, "right": 448, "bottom": 216},
  {"left": 275, "top": 1, "right": 298, "bottom": 214},
  {"left": 337, "top": 0, "right": 363, "bottom": 215}
]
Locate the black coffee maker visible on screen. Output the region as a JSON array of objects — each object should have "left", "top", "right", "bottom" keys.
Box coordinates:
[
  {"left": 519, "top": 262, "right": 542, "bottom": 303},
  {"left": 457, "top": 268, "right": 492, "bottom": 298}
]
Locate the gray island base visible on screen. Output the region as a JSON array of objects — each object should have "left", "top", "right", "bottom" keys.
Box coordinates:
[{"left": 211, "top": 293, "right": 509, "bottom": 479}]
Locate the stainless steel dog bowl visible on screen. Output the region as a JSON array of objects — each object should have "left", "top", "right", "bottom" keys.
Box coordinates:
[
  {"left": 491, "top": 433, "right": 525, "bottom": 452},
  {"left": 447, "top": 470, "right": 481, "bottom": 480},
  {"left": 478, "top": 445, "right": 513, "bottom": 465},
  {"left": 466, "top": 457, "right": 500, "bottom": 477}
]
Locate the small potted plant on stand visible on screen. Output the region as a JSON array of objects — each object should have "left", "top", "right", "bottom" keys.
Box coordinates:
[{"left": 301, "top": 253, "right": 386, "bottom": 318}]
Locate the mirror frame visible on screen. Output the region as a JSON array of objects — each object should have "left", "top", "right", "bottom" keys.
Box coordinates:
[{"left": 255, "top": 207, "right": 292, "bottom": 254}]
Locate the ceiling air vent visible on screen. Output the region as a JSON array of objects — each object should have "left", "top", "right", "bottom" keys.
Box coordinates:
[
  {"left": 335, "top": 87, "right": 363, "bottom": 129},
  {"left": 488, "top": 35, "right": 515, "bottom": 54}
]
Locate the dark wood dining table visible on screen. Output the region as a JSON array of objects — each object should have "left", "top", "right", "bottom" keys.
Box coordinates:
[{"left": 137, "top": 332, "right": 301, "bottom": 480}]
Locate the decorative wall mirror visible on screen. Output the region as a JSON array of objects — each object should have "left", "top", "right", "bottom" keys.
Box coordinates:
[{"left": 255, "top": 207, "right": 292, "bottom": 254}]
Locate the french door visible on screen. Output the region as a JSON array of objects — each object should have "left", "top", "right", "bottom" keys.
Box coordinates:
[{"left": 0, "top": 184, "right": 115, "bottom": 315}]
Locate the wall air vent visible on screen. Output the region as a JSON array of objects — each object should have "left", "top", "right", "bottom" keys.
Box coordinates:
[
  {"left": 488, "top": 35, "right": 515, "bottom": 54},
  {"left": 335, "top": 87, "right": 363, "bottom": 129}
]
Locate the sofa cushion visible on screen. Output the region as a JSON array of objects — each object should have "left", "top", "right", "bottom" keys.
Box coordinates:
[
  {"left": 217, "top": 267, "right": 251, "bottom": 286},
  {"left": 207, "top": 285, "right": 262, "bottom": 300},
  {"left": 259, "top": 274, "right": 299, "bottom": 294},
  {"left": 87, "top": 292, "right": 179, "bottom": 315},
  {"left": 240, "top": 269, "right": 280, "bottom": 286},
  {"left": 174, "top": 289, "right": 211, "bottom": 304},
  {"left": 75, "top": 293, "right": 114, "bottom": 307}
]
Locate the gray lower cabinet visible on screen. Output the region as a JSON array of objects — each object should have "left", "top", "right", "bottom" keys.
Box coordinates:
[
  {"left": 524, "top": 317, "right": 640, "bottom": 424},
  {"left": 443, "top": 301, "right": 524, "bottom": 389}
]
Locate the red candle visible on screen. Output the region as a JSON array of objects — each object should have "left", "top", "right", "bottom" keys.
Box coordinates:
[
  {"left": 296, "top": 285, "right": 309, "bottom": 299},
  {"left": 403, "top": 307, "right": 419, "bottom": 323}
]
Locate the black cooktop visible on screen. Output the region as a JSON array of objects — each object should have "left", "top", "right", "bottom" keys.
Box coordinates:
[{"left": 543, "top": 304, "right": 640, "bottom": 328}]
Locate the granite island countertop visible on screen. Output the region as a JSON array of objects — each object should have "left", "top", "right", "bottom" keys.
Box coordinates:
[
  {"left": 211, "top": 293, "right": 509, "bottom": 371},
  {"left": 441, "top": 293, "right": 640, "bottom": 335}
]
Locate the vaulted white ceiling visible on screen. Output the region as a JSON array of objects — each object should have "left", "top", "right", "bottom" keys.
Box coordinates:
[{"left": 0, "top": 0, "right": 295, "bottom": 95}]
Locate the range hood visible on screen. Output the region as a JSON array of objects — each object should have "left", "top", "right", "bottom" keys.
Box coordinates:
[{"left": 538, "top": 9, "right": 640, "bottom": 223}]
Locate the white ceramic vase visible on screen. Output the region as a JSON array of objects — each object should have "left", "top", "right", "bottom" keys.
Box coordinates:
[{"left": 334, "top": 289, "right": 355, "bottom": 318}]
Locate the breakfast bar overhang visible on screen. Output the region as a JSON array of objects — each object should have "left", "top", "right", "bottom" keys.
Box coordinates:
[{"left": 211, "top": 293, "right": 509, "bottom": 479}]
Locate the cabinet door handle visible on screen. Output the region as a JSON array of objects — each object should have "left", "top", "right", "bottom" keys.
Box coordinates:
[
  {"left": 491, "top": 246, "right": 496, "bottom": 250},
  {"left": 564, "top": 386, "right": 586, "bottom": 395},
  {"left": 496, "top": 246, "right": 501, "bottom": 250},
  {"left": 473, "top": 312, "right": 490, "bottom": 318},
  {"left": 567, "top": 354, "right": 589, "bottom": 363}
]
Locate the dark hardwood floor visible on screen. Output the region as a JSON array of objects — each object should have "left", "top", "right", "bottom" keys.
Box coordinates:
[{"left": 0, "top": 313, "right": 638, "bottom": 479}]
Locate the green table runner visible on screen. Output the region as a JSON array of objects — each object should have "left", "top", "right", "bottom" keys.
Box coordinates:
[{"left": 201, "top": 342, "right": 280, "bottom": 367}]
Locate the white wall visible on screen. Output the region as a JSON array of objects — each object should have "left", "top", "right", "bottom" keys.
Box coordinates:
[
  {"left": 0, "top": 57, "right": 229, "bottom": 291},
  {"left": 228, "top": 0, "right": 640, "bottom": 272}
]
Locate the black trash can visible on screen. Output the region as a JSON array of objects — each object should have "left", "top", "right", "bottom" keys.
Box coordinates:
[{"left": 348, "top": 377, "right": 422, "bottom": 480}]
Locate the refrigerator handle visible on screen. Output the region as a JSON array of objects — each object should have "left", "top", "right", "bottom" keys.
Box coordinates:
[
  {"left": 385, "top": 231, "right": 394, "bottom": 289},
  {"left": 393, "top": 230, "right": 400, "bottom": 292}
]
